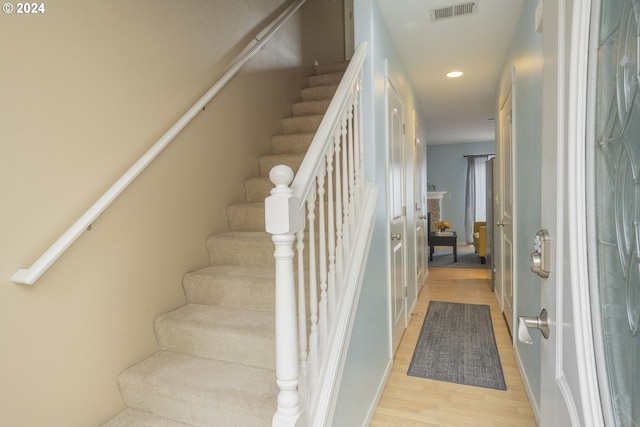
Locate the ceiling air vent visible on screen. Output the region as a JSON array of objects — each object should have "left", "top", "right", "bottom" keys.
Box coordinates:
[{"left": 430, "top": 1, "right": 478, "bottom": 22}]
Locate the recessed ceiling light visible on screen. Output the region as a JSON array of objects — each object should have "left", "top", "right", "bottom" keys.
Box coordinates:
[{"left": 446, "top": 71, "right": 464, "bottom": 78}]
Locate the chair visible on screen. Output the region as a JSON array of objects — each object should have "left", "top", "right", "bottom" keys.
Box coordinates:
[{"left": 473, "top": 221, "right": 487, "bottom": 264}]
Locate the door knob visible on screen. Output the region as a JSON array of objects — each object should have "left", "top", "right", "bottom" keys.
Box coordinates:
[
  {"left": 518, "top": 308, "right": 550, "bottom": 344},
  {"left": 497, "top": 219, "right": 505, "bottom": 227},
  {"left": 391, "top": 233, "right": 402, "bottom": 240}
]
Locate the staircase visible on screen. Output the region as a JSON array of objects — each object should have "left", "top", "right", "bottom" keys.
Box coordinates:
[{"left": 103, "top": 61, "right": 349, "bottom": 427}]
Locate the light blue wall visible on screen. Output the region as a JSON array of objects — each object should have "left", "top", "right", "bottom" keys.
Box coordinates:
[
  {"left": 333, "top": 1, "right": 543, "bottom": 424},
  {"left": 496, "top": 0, "right": 543, "bottom": 415},
  {"left": 426, "top": 141, "right": 495, "bottom": 243},
  {"left": 331, "top": 0, "right": 427, "bottom": 425}
]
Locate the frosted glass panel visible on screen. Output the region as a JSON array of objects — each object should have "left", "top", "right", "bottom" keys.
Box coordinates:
[{"left": 593, "top": 1, "right": 640, "bottom": 426}]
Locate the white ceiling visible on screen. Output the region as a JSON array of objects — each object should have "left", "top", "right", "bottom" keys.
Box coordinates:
[{"left": 376, "top": 0, "right": 526, "bottom": 145}]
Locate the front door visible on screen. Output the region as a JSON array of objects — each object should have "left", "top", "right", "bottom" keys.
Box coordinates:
[
  {"left": 498, "top": 86, "right": 515, "bottom": 334},
  {"left": 538, "top": 1, "right": 604, "bottom": 425},
  {"left": 586, "top": 0, "right": 640, "bottom": 425},
  {"left": 388, "top": 75, "right": 407, "bottom": 355}
]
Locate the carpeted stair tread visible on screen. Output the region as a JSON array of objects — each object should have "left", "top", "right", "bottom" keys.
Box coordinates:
[
  {"left": 155, "top": 304, "right": 274, "bottom": 369},
  {"left": 183, "top": 265, "right": 274, "bottom": 311},
  {"left": 207, "top": 232, "right": 274, "bottom": 267},
  {"left": 309, "top": 71, "right": 344, "bottom": 87},
  {"left": 226, "top": 203, "right": 265, "bottom": 232},
  {"left": 102, "top": 408, "right": 195, "bottom": 427},
  {"left": 300, "top": 84, "right": 338, "bottom": 102},
  {"left": 258, "top": 153, "right": 305, "bottom": 176},
  {"left": 117, "top": 351, "right": 276, "bottom": 427},
  {"left": 282, "top": 114, "right": 324, "bottom": 134},
  {"left": 315, "top": 61, "right": 349, "bottom": 75},
  {"left": 270, "top": 133, "right": 315, "bottom": 154},
  {"left": 292, "top": 100, "right": 331, "bottom": 117}
]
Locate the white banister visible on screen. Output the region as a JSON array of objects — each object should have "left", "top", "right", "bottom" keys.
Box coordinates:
[
  {"left": 11, "top": 0, "right": 306, "bottom": 285},
  {"left": 267, "top": 42, "right": 373, "bottom": 427}
]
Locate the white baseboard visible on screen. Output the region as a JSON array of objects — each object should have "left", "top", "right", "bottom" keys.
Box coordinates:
[
  {"left": 514, "top": 344, "right": 541, "bottom": 425},
  {"left": 362, "top": 358, "right": 393, "bottom": 427}
]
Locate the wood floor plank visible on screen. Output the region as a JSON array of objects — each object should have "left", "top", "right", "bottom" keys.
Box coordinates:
[{"left": 370, "top": 267, "right": 536, "bottom": 427}]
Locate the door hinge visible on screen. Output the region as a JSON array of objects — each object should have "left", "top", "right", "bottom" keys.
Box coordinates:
[{"left": 403, "top": 123, "right": 406, "bottom": 134}]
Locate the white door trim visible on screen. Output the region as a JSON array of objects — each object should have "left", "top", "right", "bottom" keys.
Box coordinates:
[{"left": 565, "top": 0, "right": 603, "bottom": 423}]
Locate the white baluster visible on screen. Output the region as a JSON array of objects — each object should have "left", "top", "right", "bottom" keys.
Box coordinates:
[
  {"left": 326, "top": 142, "right": 337, "bottom": 324},
  {"left": 317, "top": 165, "right": 329, "bottom": 329},
  {"left": 357, "top": 73, "right": 366, "bottom": 204},
  {"left": 340, "top": 115, "right": 350, "bottom": 260},
  {"left": 353, "top": 89, "right": 362, "bottom": 217},
  {"left": 347, "top": 100, "right": 356, "bottom": 247},
  {"left": 295, "top": 228, "right": 307, "bottom": 404},
  {"left": 306, "top": 191, "right": 319, "bottom": 393},
  {"left": 266, "top": 166, "right": 302, "bottom": 427},
  {"left": 333, "top": 127, "right": 344, "bottom": 298}
]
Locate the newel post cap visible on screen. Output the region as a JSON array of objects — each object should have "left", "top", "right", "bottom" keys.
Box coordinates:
[{"left": 265, "top": 165, "right": 300, "bottom": 234}]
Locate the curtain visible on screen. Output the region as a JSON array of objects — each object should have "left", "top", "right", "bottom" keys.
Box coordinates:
[{"left": 464, "top": 155, "right": 488, "bottom": 243}]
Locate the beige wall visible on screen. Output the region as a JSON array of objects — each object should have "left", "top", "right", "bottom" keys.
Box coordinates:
[{"left": 0, "top": 0, "right": 344, "bottom": 425}]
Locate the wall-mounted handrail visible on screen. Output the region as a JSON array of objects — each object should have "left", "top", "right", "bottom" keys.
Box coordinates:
[{"left": 11, "top": 0, "right": 306, "bottom": 285}]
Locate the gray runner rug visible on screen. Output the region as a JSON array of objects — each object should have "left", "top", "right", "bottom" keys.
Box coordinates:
[{"left": 407, "top": 301, "right": 507, "bottom": 390}]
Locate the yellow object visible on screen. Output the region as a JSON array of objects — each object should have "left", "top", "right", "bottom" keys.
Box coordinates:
[
  {"left": 435, "top": 220, "right": 451, "bottom": 231},
  {"left": 473, "top": 221, "right": 487, "bottom": 263}
]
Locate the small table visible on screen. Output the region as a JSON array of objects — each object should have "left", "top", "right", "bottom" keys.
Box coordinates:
[{"left": 429, "top": 231, "right": 457, "bottom": 262}]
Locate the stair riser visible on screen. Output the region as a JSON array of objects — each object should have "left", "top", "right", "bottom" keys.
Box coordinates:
[
  {"left": 118, "top": 353, "right": 276, "bottom": 427},
  {"left": 207, "top": 234, "right": 274, "bottom": 267},
  {"left": 183, "top": 268, "right": 275, "bottom": 311},
  {"left": 270, "top": 133, "right": 314, "bottom": 154},
  {"left": 309, "top": 72, "right": 344, "bottom": 87},
  {"left": 282, "top": 115, "right": 323, "bottom": 134},
  {"left": 244, "top": 177, "right": 273, "bottom": 203},
  {"left": 258, "top": 155, "right": 303, "bottom": 177},
  {"left": 292, "top": 100, "right": 331, "bottom": 117},
  {"left": 315, "top": 61, "right": 349, "bottom": 75},
  {"left": 155, "top": 310, "right": 275, "bottom": 370},
  {"left": 301, "top": 85, "right": 337, "bottom": 102},
  {"left": 226, "top": 204, "right": 265, "bottom": 232}
]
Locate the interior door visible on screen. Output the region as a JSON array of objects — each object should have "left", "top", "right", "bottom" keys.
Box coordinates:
[
  {"left": 537, "top": 1, "right": 603, "bottom": 425},
  {"left": 414, "top": 118, "right": 427, "bottom": 292},
  {"left": 388, "top": 76, "right": 407, "bottom": 355},
  {"left": 498, "top": 87, "right": 515, "bottom": 335}
]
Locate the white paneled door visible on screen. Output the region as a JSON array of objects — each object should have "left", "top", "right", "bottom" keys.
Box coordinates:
[{"left": 388, "top": 74, "right": 407, "bottom": 356}]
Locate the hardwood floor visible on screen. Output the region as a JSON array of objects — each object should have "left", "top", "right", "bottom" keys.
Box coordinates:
[{"left": 370, "top": 267, "right": 536, "bottom": 427}]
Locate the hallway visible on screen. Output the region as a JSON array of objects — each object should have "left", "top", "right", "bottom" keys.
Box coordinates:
[{"left": 371, "top": 267, "right": 536, "bottom": 426}]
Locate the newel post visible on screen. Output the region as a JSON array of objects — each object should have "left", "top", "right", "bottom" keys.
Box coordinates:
[{"left": 266, "top": 165, "right": 304, "bottom": 427}]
